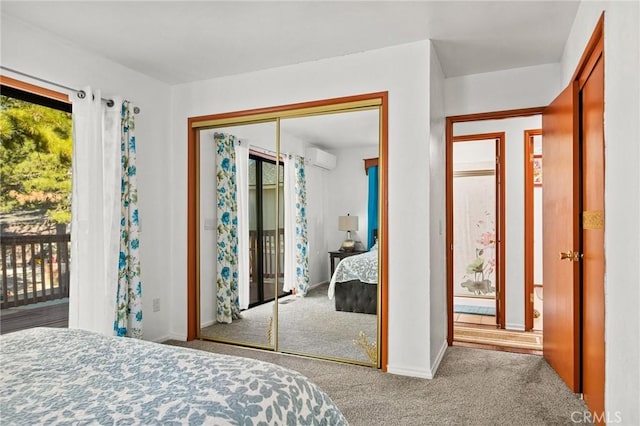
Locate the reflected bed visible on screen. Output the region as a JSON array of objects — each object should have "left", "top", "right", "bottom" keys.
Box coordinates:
[
  {"left": 0, "top": 328, "right": 347, "bottom": 425},
  {"left": 328, "top": 245, "right": 378, "bottom": 315}
]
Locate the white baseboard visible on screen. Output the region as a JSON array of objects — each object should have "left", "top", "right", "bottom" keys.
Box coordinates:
[
  {"left": 200, "top": 319, "right": 215, "bottom": 328},
  {"left": 430, "top": 340, "right": 448, "bottom": 376},
  {"left": 386, "top": 364, "right": 434, "bottom": 379},
  {"left": 158, "top": 332, "right": 187, "bottom": 342},
  {"left": 506, "top": 323, "right": 525, "bottom": 331}
]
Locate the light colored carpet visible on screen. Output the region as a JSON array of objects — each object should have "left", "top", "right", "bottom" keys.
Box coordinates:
[
  {"left": 164, "top": 339, "right": 591, "bottom": 426},
  {"left": 201, "top": 282, "right": 378, "bottom": 364}
]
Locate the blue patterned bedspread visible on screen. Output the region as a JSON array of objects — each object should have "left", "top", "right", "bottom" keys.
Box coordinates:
[
  {"left": 328, "top": 250, "right": 378, "bottom": 300},
  {"left": 0, "top": 328, "right": 348, "bottom": 425}
]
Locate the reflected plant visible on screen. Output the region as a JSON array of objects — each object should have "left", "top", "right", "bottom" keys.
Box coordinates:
[{"left": 353, "top": 331, "right": 377, "bottom": 364}]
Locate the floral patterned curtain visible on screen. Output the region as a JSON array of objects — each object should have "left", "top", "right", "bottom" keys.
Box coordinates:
[
  {"left": 215, "top": 133, "right": 242, "bottom": 323},
  {"left": 114, "top": 102, "right": 142, "bottom": 338},
  {"left": 284, "top": 155, "right": 309, "bottom": 296}
]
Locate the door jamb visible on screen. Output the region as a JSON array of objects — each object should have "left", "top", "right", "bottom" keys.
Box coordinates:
[
  {"left": 450, "top": 132, "right": 506, "bottom": 329},
  {"left": 446, "top": 107, "right": 545, "bottom": 345},
  {"left": 524, "top": 128, "right": 542, "bottom": 331}
]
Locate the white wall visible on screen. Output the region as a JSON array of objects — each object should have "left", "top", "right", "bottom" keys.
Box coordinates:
[
  {"left": 1, "top": 15, "right": 172, "bottom": 342},
  {"left": 170, "top": 41, "right": 435, "bottom": 377},
  {"left": 454, "top": 116, "right": 541, "bottom": 331},
  {"left": 428, "top": 44, "right": 448, "bottom": 374},
  {"left": 325, "top": 146, "right": 379, "bottom": 253},
  {"left": 445, "top": 63, "right": 562, "bottom": 116},
  {"left": 560, "top": 2, "right": 640, "bottom": 423}
]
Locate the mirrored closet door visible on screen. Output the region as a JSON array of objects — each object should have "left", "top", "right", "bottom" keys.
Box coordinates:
[
  {"left": 276, "top": 109, "right": 380, "bottom": 365},
  {"left": 198, "top": 121, "right": 279, "bottom": 349},
  {"left": 193, "top": 94, "right": 386, "bottom": 367}
]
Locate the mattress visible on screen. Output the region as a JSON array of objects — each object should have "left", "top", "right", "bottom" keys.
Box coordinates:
[
  {"left": 0, "top": 328, "right": 348, "bottom": 425},
  {"left": 328, "top": 250, "right": 378, "bottom": 300}
]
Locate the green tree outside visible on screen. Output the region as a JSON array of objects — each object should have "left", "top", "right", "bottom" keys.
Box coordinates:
[{"left": 0, "top": 95, "right": 72, "bottom": 224}]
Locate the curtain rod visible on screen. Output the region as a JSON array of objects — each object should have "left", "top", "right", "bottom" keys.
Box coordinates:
[
  {"left": 238, "top": 140, "right": 284, "bottom": 159},
  {"left": 1, "top": 65, "right": 140, "bottom": 114}
]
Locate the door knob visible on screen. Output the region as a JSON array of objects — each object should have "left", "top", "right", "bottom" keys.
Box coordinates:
[{"left": 559, "top": 250, "right": 582, "bottom": 261}]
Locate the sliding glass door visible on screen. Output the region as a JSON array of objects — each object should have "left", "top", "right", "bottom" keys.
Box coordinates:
[{"left": 249, "top": 155, "right": 286, "bottom": 307}]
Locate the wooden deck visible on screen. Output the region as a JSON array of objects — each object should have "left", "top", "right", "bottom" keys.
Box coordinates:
[{"left": 0, "top": 299, "right": 68, "bottom": 335}]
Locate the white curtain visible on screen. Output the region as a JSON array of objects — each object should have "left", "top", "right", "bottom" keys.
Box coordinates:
[
  {"left": 69, "top": 87, "right": 121, "bottom": 335},
  {"left": 283, "top": 155, "right": 297, "bottom": 293},
  {"left": 235, "top": 141, "right": 250, "bottom": 310}
]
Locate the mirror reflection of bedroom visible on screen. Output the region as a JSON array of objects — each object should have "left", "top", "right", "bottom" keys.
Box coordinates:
[
  {"left": 197, "top": 104, "right": 381, "bottom": 366},
  {"left": 451, "top": 116, "right": 543, "bottom": 353}
]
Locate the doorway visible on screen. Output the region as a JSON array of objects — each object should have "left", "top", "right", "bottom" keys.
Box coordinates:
[
  {"left": 248, "top": 154, "right": 286, "bottom": 308},
  {"left": 446, "top": 110, "right": 545, "bottom": 352},
  {"left": 524, "top": 129, "right": 544, "bottom": 332},
  {"left": 541, "top": 14, "right": 605, "bottom": 420},
  {"left": 451, "top": 133, "right": 503, "bottom": 330}
]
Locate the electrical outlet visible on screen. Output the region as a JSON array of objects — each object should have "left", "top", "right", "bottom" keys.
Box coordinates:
[{"left": 152, "top": 298, "right": 160, "bottom": 312}]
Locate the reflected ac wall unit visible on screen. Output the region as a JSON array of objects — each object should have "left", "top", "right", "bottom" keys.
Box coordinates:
[{"left": 305, "top": 147, "right": 337, "bottom": 170}]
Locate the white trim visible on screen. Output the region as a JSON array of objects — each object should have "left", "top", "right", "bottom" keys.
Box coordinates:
[
  {"left": 387, "top": 364, "right": 434, "bottom": 379},
  {"left": 505, "top": 323, "right": 525, "bottom": 331},
  {"left": 200, "top": 320, "right": 215, "bottom": 328},
  {"left": 430, "top": 340, "right": 448, "bottom": 376},
  {"left": 161, "top": 332, "right": 187, "bottom": 342}
]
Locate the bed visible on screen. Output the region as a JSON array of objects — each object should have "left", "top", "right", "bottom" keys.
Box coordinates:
[
  {"left": 0, "top": 328, "right": 348, "bottom": 425},
  {"left": 328, "top": 242, "right": 378, "bottom": 315}
]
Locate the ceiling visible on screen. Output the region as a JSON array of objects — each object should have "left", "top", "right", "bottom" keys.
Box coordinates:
[{"left": 1, "top": 1, "right": 580, "bottom": 85}]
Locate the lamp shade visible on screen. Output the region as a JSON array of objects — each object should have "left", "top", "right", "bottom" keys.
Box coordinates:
[{"left": 338, "top": 215, "right": 358, "bottom": 232}]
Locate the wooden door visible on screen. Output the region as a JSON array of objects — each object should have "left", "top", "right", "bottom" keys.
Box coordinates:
[
  {"left": 542, "top": 82, "right": 581, "bottom": 392},
  {"left": 580, "top": 49, "right": 606, "bottom": 422}
]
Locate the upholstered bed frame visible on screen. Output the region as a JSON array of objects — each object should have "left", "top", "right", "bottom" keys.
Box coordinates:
[
  {"left": 333, "top": 229, "right": 378, "bottom": 315},
  {"left": 334, "top": 279, "right": 377, "bottom": 314}
]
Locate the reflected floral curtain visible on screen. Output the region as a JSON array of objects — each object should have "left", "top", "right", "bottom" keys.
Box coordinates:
[
  {"left": 114, "top": 102, "right": 142, "bottom": 338},
  {"left": 215, "top": 132, "right": 242, "bottom": 323},
  {"left": 284, "top": 155, "right": 309, "bottom": 296}
]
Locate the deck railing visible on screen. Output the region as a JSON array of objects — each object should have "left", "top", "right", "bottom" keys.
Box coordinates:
[
  {"left": 1, "top": 234, "right": 70, "bottom": 309},
  {"left": 249, "top": 228, "right": 285, "bottom": 281}
]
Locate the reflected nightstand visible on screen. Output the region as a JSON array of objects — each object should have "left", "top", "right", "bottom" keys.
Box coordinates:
[{"left": 328, "top": 250, "right": 366, "bottom": 276}]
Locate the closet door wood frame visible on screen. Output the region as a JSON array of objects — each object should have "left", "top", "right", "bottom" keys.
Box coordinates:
[{"left": 186, "top": 92, "right": 389, "bottom": 370}]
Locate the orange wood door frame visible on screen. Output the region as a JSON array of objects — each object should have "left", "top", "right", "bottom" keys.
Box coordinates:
[
  {"left": 446, "top": 107, "right": 545, "bottom": 345},
  {"left": 524, "top": 128, "right": 542, "bottom": 331},
  {"left": 539, "top": 12, "right": 605, "bottom": 408},
  {"left": 187, "top": 92, "right": 389, "bottom": 370},
  {"left": 450, "top": 132, "right": 505, "bottom": 330},
  {"left": 576, "top": 15, "right": 605, "bottom": 423}
]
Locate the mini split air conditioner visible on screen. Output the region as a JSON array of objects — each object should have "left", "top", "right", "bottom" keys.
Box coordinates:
[{"left": 305, "top": 147, "right": 336, "bottom": 170}]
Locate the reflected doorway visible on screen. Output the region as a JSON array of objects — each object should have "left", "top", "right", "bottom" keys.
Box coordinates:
[{"left": 248, "top": 155, "right": 286, "bottom": 308}]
